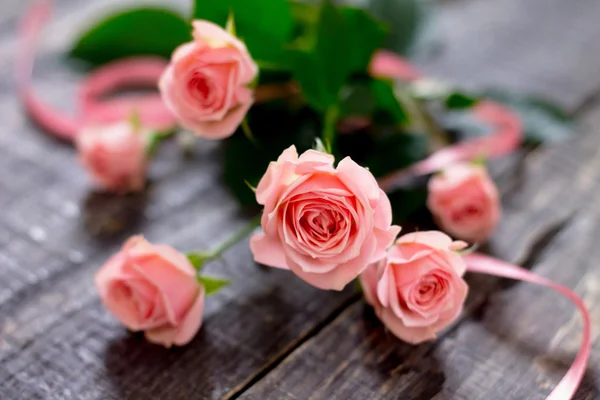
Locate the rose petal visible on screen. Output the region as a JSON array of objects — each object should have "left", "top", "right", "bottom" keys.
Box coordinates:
[
  {"left": 191, "top": 99, "right": 253, "bottom": 139},
  {"left": 144, "top": 286, "right": 205, "bottom": 348},
  {"left": 288, "top": 235, "right": 377, "bottom": 291},
  {"left": 250, "top": 233, "right": 289, "bottom": 269},
  {"left": 379, "top": 308, "right": 437, "bottom": 344},
  {"left": 336, "top": 157, "right": 380, "bottom": 209}
]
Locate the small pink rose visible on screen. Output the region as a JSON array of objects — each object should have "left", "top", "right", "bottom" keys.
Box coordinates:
[
  {"left": 95, "top": 236, "right": 205, "bottom": 347},
  {"left": 76, "top": 121, "right": 148, "bottom": 192},
  {"left": 360, "top": 231, "right": 468, "bottom": 344},
  {"left": 427, "top": 162, "right": 501, "bottom": 243},
  {"left": 159, "top": 20, "right": 258, "bottom": 139},
  {"left": 250, "top": 146, "right": 401, "bottom": 291}
]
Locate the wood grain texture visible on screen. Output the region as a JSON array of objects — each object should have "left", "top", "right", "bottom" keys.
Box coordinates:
[{"left": 2, "top": 0, "right": 600, "bottom": 399}]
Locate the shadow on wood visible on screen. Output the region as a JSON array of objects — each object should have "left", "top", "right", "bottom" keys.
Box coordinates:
[{"left": 82, "top": 187, "right": 149, "bottom": 239}]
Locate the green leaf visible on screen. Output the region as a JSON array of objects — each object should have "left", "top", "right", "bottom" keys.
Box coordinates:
[
  {"left": 146, "top": 132, "right": 162, "bottom": 157},
  {"left": 289, "top": 0, "right": 318, "bottom": 38},
  {"left": 70, "top": 8, "right": 191, "bottom": 65},
  {"left": 340, "top": 81, "right": 378, "bottom": 117},
  {"left": 341, "top": 7, "right": 388, "bottom": 73},
  {"left": 146, "top": 130, "right": 176, "bottom": 157},
  {"left": 291, "top": 0, "right": 350, "bottom": 110},
  {"left": 481, "top": 89, "right": 575, "bottom": 144},
  {"left": 445, "top": 92, "right": 478, "bottom": 109},
  {"left": 291, "top": 51, "right": 335, "bottom": 111},
  {"left": 198, "top": 276, "right": 230, "bottom": 296},
  {"left": 193, "top": 0, "right": 294, "bottom": 67},
  {"left": 371, "top": 79, "right": 409, "bottom": 124},
  {"left": 291, "top": 2, "right": 386, "bottom": 111},
  {"left": 339, "top": 78, "right": 410, "bottom": 124},
  {"left": 187, "top": 251, "right": 215, "bottom": 271}
]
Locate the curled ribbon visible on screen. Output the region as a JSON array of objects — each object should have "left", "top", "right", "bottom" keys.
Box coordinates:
[
  {"left": 464, "top": 254, "right": 591, "bottom": 400},
  {"left": 17, "top": 0, "right": 177, "bottom": 141},
  {"left": 17, "top": 3, "right": 591, "bottom": 399}
]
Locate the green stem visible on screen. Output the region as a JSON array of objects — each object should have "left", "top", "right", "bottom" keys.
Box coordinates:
[
  {"left": 146, "top": 129, "right": 175, "bottom": 157},
  {"left": 209, "top": 214, "right": 262, "bottom": 259},
  {"left": 322, "top": 105, "right": 340, "bottom": 154},
  {"left": 186, "top": 214, "right": 262, "bottom": 271}
]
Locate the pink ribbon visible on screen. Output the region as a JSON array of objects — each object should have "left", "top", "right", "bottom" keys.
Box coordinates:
[
  {"left": 465, "top": 253, "right": 591, "bottom": 400},
  {"left": 371, "top": 50, "right": 523, "bottom": 192},
  {"left": 17, "top": 0, "right": 177, "bottom": 141}
]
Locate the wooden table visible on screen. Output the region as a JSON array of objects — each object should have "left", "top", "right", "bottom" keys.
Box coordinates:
[{"left": 1, "top": 0, "right": 600, "bottom": 399}]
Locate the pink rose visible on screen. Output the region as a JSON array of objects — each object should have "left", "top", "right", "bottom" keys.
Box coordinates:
[
  {"left": 427, "top": 162, "right": 501, "bottom": 243},
  {"left": 159, "top": 20, "right": 258, "bottom": 139},
  {"left": 95, "top": 236, "right": 205, "bottom": 347},
  {"left": 76, "top": 121, "right": 148, "bottom": 192},
  {"left": 250, "top": 146, "right": 401, "bottom": 290},
  {"left": 360, "top": 231, "right": 468, "bottom": 344}
]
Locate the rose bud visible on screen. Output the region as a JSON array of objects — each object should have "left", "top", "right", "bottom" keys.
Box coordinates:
[
  {"left": 360, "top": 231, "right": 469, "bottom": 344},
  {"left": 427, "top": 162, "right": 501, "bottom": 243},
  {"left": 250, "top": 146, "right": 401, "bottom": 291},
  {"left": 76, "top": 121, "right": 148, "bottom": 192},
  {"left": 95, "top": 236, "right": 205, "bottom": 347},
  {"left": 159, "top": 20, "right": 258, "bottom": 139}
]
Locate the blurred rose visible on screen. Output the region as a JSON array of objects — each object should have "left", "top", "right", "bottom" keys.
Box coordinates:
[
  {"left": 360, "top": 231, "right": 468, "bottom": 344},
  {"left": 95, "top": 236, "right": 205, "bottom": 347},
  {"left": 76, "top": 121, "right": 148, "bottom": 192},
  {"left": 250, "top": 145, "right": 400, "bottom": 290},
  {"left": 427, "top": 162, "right": 500, "bottom": 243},
  {"left": 159, "top": 20, "right": 258, "bottom": 139}
]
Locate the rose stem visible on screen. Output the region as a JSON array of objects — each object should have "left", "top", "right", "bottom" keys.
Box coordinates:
[{"left": 205, "top": 214, "right": 262, "bottom": 260}]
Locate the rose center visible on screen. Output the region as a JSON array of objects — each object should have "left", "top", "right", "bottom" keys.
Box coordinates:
[
  {"left": 188, "top": 73, "right": 215, "bottom": 106},
  {"left": 451, "top": 203, "right": 482, "bottom": 223},
  {"left": 413, "top": 274, "right": 448, "bottom": 307},
  {"left": 300, "top": 209, "right": 342, "bottom": 241}
]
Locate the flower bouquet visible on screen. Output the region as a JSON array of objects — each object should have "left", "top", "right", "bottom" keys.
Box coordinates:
[{"left": 18, "top": 0, "right": 590, "bottom": 398}]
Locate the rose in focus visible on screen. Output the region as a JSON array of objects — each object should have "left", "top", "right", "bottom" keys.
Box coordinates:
[
  {"left": 95, "top": 236, "right": 205, "bottom": 347},
  {"left": 250, "top": 146, "right": 400, "bottom": 291},
  {"left": 427, "top": 162, "right": 500, "bottom": 243},
  {"left": 360, "top": 231, "right": 468, "bottom": 344},
  {"left": 159, "top": 20, "right": 258, "bottom": 139},
  {"left": 76, "top": 121, "right": 148, "bottom": 192}
]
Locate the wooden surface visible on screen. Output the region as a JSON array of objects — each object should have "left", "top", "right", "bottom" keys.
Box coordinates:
[{"left": 1, "top": 0, "right": 600, "bottom": 399}]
